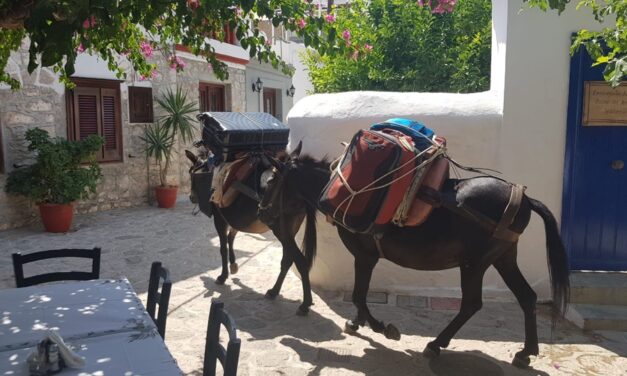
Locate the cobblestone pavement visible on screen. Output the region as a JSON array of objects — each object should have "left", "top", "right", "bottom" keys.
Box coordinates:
[{"left": 1, "top": 200, "right": 626, "bottom": 375}]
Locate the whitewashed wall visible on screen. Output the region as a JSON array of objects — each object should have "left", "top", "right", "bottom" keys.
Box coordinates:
[{"left": 286, "top": 1, "right": 603, "bottom": 300}]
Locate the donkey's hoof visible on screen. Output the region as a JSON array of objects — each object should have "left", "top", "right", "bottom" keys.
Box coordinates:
[
  {"left": 512, "top": 353, "right": 531, "bottom": 368},
  {"left": 230, "top": 263, "right": 239, "bottom": 274},
  {"left": 265, "top": 289, "right": 278, "bottom": 300},
  {"left": 423, "top": 343, "right": 440, "bottom": 358},
  {"left": 384, "top": 324, "right": 401, "bottom": 340},
  {"left": 296, "top": 305, "right": 310, "bottom": 316},
  {"left": 344, "top": 320, "right": 360, "bottom": 334},
  {"left": 215, "top": 275, "right": 227, "bottom": 285}
]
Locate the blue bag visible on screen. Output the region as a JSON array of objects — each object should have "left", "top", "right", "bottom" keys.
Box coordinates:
[{"left": 370, "top": 118, "right": 435, "bottom": 151}]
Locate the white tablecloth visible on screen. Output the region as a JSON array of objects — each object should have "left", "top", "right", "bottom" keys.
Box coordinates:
[{"left": 0, "top": 279, "right": 182, "bottom": 375}]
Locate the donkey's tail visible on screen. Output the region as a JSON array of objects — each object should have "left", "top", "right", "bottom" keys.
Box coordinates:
[
  {"left": 528, "top": 197, "right": 570, "bottom": 320},
  {"left": 301, "top": 204, "right": 317, "bottom": 271}
]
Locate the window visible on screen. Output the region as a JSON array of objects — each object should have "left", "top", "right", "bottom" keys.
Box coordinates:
[
  {"left": 128, "top": 87, "right": 153, "bottom": 123},
  {"left": 263, "top": 88, "right": 279, "bottom": 118},
  {"left": 199, "top": 83, "right": 225, "bottom": 112},
  {"left": 66, "top": 78, "right": 123, "bottom": 162}
]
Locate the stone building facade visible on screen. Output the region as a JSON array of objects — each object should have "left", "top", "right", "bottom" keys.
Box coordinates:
[{"left": 0, "top": 43, "right": 248, "bottom": 230}]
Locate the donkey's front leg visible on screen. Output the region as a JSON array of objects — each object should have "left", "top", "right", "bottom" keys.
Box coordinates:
[
  {"left": 265, "top": 246, "right": 293, "bottom": 300},
  {"left": 345, "top": 255, "right": 400, "bottom": 340},
  {"left": 213, "top": 214, "right": 230, "bottom": 285},
  {"left": 227, "top": 229, "right": 239, "bottom": 274}
]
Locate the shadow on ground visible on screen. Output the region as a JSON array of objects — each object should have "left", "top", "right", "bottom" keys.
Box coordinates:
[{"left": 281, "top": 332, "right": 549, "bottom": 376}]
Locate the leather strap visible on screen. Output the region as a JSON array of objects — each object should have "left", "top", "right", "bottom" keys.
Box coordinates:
[
  {"left": 374, "top": 234, "right": 386, "bottom": 259},
  {"left": 493, "top": 184, "right": 525, "bottom": 241}
]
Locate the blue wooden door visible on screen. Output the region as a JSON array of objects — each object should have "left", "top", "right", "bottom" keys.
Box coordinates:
[{"left": 563, "top": 48, "right": 627, "bottom": 271}]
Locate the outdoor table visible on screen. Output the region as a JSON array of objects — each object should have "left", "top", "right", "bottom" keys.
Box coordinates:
[{"left": 0, "top": 279, "right": 182, "bottom": 375}]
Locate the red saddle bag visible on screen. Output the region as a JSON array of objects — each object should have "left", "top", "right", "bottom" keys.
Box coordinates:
[{"left": 318, "top": 129, "right": 418, "bottom": 234}]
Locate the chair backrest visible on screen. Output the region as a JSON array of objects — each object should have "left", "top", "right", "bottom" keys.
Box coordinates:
[
  {"left": 146, "top": 261, "right": 172, "bottom": 339},
  {"left": 12, "top": 248, "right": 101, "bottom": 288},
  {"left": 203, "top": 301, "right": 241, "bottom": 376}
]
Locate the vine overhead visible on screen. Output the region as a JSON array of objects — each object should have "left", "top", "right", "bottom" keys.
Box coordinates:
[
  {"left": 0, "top": 1, "right": 624, "bottom": 90},
  {"left": 0, "top": 0, "right": 349, "bottom": 89}
]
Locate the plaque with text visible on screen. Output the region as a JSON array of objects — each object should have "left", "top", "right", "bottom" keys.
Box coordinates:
[{"left": 582, "top": 81, "right": 627, "bottom": 126}]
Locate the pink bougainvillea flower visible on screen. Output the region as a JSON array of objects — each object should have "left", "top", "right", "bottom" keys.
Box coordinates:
[
  {"left": 325, "top": 13, "right": 336, "bottom": 23},
  {"left": 342, "top": 29, "right": 351, "bottom": 41},
  {"left": 187, "top": 0, "right": 200, "bottom": 10},
  {"left": 297, "top": 19, "right": 307, "bottom": 29},
  {"left": 82, "top": 16, "right": 97, "bottom": 29},
  {"left": 170, "top": 55, "right": 187, "bottom": 71},
  {"left": 432, "top": 0, "right": 456, "bottom": 13},
  {"left": 364, "top": 44, "right": 373, "bottom": 52},
  {"left": 140, "top": 41, "right": 153, "bottom": 58},
  {"left": 139, "top": 74, "right": 146, "bottom": 81},
  {"left": 76, "top": 43, "right": 85, "bottom": 53},
  {"left": 151, "top": 70, "right": 158, "bottom": 79},
  {"left": 351, "top": 50, "right": 359, "bottom": 60}
]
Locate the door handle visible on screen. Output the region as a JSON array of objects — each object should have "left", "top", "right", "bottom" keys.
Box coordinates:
[{"left": 611, "top": 160, "right": 624, "bottom": 170}]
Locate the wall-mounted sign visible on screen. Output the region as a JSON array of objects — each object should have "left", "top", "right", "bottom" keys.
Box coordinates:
[{"left": 582, "top": 81, "right": 627, "bottom": 126}]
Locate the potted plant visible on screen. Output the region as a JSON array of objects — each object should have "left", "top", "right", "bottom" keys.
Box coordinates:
[
  {"left": 142, "top": 86, "right": 198, "bottom": 208},
  {"left": 5, "top": 128, "right": 103, "bottom": 232}
]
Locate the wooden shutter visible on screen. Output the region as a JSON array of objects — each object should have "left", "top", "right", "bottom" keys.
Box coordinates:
[
  {"left": 129, "top": 87, "right": 153, "bottom": 123},
  {"left": 199, "top": 83, "right": 225, "bottom": 112},
  {"left": 101, "top": 88, "right": 122, "bottom": 161},
  {"left": 68, "top": 79, "right": 123, "bottom": 162},
  {"left": 73, "top": 87, "right": 101, "bottom": 144},
  {"left": 263, "top": 88, "right": 278, "bottom": 117}
]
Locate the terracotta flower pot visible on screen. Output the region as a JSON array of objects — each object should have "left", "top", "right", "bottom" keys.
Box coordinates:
[
  {"left": 155, "top": 186, "right": 178, "bottom": 208},
  {"left": 38, "top": 203, "right": 74, "bottom": 233}
]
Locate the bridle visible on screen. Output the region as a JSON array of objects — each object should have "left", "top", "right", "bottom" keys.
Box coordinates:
[{"left": 257, "top": 157, "right": 290, "bottom": 223}]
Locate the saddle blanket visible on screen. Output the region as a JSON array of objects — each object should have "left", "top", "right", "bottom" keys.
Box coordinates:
[
  {"left": 211, "top": 155, "right": 256, "bottom": 208},
  {"left": 318, "top": 118, "right": 448, "bottom": 233}
]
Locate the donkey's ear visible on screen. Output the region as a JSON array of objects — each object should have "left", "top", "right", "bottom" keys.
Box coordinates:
[
  {"left": 290, "top": 140, "right": 303, "bottom": 159},
  {"left": 185, "top": 150, "right": 198, "bottom": 164},
  {"left": 262, "top": 154, "right": 284, "bottom": 171}
]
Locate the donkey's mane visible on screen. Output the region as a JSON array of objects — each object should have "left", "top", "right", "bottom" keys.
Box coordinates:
[
  {"left": 275, "top": 151, "right": 331, "bottom": 171},
  {"left": 298, "top": 154, "right": 331, "bottom": 172}
]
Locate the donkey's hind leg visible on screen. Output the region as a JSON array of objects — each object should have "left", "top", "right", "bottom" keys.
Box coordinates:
[
  {"left": 424, "top": 262, "right": 487, "bottom": 358},
  {"left": 213, "top": 213, "right": 230, "bottom": 285},
  {"left": 228, "top": 229, "right": 239, "bottom": 274},
  {"left": 265, "top": 245, "right": 293, "bottom": 300},
  {"left": 493, "top": 246, "right": 538, "bottom": 368},
  {"left": 345, "top": 255, "right": 401, "bottom": 340}
]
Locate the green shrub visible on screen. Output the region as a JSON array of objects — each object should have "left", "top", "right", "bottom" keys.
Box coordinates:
[
  {"left": 304, "top": 0, "right": 492, "bottom": 93},
  {"left": 5, "top": 128, "right": 103, "bottom": 204}
]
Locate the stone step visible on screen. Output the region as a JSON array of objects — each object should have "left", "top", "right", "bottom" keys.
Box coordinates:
[
  {"left": 566, "top": 303, "right": 627, "bottom": 331},
  {"left": 570, "top": 271, "right": 627, "bottom": 306}
]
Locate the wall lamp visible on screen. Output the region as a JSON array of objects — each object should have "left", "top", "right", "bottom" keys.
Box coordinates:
[
  {"left": 252, "top": 77, "right": 264, "bottom": 92},
  {"left": 286, "top": 84, "right": 296, "bottom": 97}
]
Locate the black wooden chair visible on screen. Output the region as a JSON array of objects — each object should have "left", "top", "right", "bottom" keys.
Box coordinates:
[
  {"left": 203, "top": 301, "right": 241, "bottom": 376},
  {"left": 12, "top": 247, "right": 101, "bottom": 288},
  {"left": 146, "top": 261, "right": 172, "bottom": 339}
]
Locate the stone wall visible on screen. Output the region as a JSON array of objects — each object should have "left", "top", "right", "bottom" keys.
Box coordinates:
[{"left": 0, "top": 48, "right": 246, "bottom": 230}]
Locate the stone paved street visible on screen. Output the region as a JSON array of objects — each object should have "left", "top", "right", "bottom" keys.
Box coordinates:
[{"left": 1, "top": 200, "right": 626, "bottom": 375}]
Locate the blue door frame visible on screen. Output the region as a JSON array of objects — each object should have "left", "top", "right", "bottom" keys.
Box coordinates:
[{"left": 562, "top": 47, "right": 627, "bottom": 271}]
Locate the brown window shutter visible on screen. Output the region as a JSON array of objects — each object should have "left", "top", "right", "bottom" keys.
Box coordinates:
[
  {"left": 199, "top": 83, "right": 225, "bottom": 112},
  {"left": 100, "top": 88, "right": 122, "bottom": 161},
  {"left": 199, "top": 86, "right": 208, "bottom": 113},
  {"left": 129, "top": 87, "right": 153, "bottom": 123},
  {"left": 73, "top": 87, "right": 101, "bottom": 141}
]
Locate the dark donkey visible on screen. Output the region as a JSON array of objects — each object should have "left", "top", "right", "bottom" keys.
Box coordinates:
[
  {"left": 258, "top": 142, "right": 569, "bottom": 367},
  {"left": 186, "top": 147, "right": 318, "bottom": 315}
]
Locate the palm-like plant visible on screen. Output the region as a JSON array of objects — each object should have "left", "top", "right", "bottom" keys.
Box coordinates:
[{"left": 141, "top": 86, "right": 198, "bottom": 187}]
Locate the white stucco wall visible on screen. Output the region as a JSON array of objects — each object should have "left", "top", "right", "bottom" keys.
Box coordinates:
[{"left": 286, "top": 1, "right": 604, "bottom": 300}]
